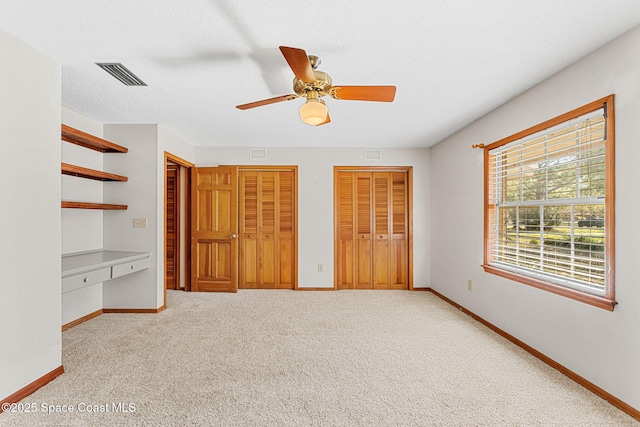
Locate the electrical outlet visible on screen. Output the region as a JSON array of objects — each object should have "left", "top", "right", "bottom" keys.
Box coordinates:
[
  {"left": 133, "top": 218, "right": 148, "bottom": 228},
  {"left": 467, "top": 280, "right": 473, "bottom": 291},
  {"left": 318, "top": 264, "right": 323, "bottom": 273}
]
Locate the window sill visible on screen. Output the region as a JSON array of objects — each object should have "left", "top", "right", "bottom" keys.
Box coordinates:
[{"left": 482, "top": 264, "right": 617, "bottom": 311}]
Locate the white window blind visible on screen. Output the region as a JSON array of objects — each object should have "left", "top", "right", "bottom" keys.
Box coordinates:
[{"left": 487, "top": 107, "right": 607, "bottom": 295}]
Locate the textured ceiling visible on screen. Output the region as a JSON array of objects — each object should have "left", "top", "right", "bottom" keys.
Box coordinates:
[{"left": 2, "top": 1, "right": 640, "bottom": 148}]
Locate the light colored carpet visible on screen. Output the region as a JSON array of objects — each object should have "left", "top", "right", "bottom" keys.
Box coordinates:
[{"left": 1, "top": 290, "right": 637, "bottom": 426}]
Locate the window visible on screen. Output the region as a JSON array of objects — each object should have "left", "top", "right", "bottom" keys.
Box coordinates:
[{"left": 482, "top": 95, "right": 615, "bottom": 310}]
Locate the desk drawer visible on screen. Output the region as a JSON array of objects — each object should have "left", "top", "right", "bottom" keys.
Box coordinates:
[
  {"left": 111, "top": 257, "right": 150, "bottom": 279},
  {"left": 62, "top": 267, "right": 111, "bottom": 294}
]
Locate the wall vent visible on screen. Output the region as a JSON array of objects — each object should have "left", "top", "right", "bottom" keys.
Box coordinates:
[
  {"left": 250, "top": 148, "right": 267, "bottom": 160},
  {"left": 96, "top": 63, "right": 147, "bottom": 86},
  {"left": 365, "top": 150, "right": 382, "bottom": 160}
]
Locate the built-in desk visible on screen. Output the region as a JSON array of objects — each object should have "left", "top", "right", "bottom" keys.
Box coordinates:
[{"left": 62, "top": 250, "right": 150, "bottom": 294}]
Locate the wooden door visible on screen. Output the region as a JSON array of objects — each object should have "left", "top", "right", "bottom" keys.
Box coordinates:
[
  {"left": 336, "top": 172, "right": 373, "bottom": 289},
  {"left": 239, "top": 169, "right": 295, "bottom": 289},
  {"left": 335, "top": 168, "right": 410, "bottom": 290},
  {"left": 165, "top": 164, "right": 179, "bottom": 290},
  {"left": 191, "top": 166, "right": 238, "bottom": 292},
  {"left": 373, "top": 172, "right": 409, "bottom": 289},
  {"left": 373, "top": 172, "right": 390, "bottom": 289}
]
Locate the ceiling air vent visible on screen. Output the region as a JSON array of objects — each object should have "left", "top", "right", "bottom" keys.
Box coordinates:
[{"left": 96, "top": 63, "right": 147, "bottom": 86}]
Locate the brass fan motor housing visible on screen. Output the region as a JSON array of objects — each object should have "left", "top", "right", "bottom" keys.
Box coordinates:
[
  {"left": 235, "top": 47, "right": 396, "bottom": 114},
  {"left": 293, "top": 70, "right": 333, "bottom": 97}
]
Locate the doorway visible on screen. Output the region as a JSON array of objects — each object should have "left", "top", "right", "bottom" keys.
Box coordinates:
[
  {"left": 334, "top": 166, "right": 413, "bottom": 290},
  {"left": 165, "top": 162, "right": 180, "bottom": 290},
  {"left": 164, "top": 152, "right": 193, "bottom": 301}
]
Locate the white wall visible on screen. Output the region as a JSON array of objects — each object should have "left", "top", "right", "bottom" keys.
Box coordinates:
[
  {"left": 195, "top": 147, "right": 430, "bottom": 288},
  {"left": 0, "top": 29, "right": 61, "bottom": 400},
  {"left": 60, "top": 107, "right": 105, "bottom": 325},
  {"left": 430, "top": 25, "right": 640, "bottom": 410},
  {"left": 101, "top": 124, "right": 195, "bottom": 309},
  {"left": 61, "top": 107, "right": 103, "bottom": 253},
  {"left": 158, "top": 124, "right": 196, "bottom": 168},
  {"left": 102, "top": 125, "right": 159, "bottom": 309}
]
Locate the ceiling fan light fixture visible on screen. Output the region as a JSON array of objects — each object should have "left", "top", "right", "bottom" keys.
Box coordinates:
[
  {"left": 299, "top": 92, "right": 328, "bottom": 126},
  {"left": 236, "top": 46, "right": 396, "bottom": 125}
]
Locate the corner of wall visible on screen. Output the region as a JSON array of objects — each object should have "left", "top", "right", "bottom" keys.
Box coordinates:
[
  {"left": 102, "top": 124, "right": 159, "bottom": 309},
  {"left": 0, "top": 28, "right": 62, "bottom": 401}
]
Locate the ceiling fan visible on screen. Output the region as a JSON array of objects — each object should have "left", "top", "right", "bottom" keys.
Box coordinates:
[{"left": 236, "top": 46, "right": 396, "bottom": 126}]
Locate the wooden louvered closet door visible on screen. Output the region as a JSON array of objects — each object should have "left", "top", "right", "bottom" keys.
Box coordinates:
[
  {"left": 239, "top": 170, "right": 295, "bottom": 289},
  {"left": 336, "top": 169, "right": 409, "bottom": 290}
]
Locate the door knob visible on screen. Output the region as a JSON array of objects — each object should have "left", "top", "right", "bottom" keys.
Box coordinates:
[{"left": 230, "top": 233, "right": 238, "bottom": 239}]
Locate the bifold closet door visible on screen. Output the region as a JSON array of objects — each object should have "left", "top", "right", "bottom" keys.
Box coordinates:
[
  {"left": 239, "top": 170, "right": 295, "bottom": 289},
  {"left": 337, "top": 172, "right": 373, "bottom": 289},
  {"left": 373, "top": 172, "right": 409, "bottom": 289},
  {"left": 336, "top": 170, "right": 409, "bottom": 290}
]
